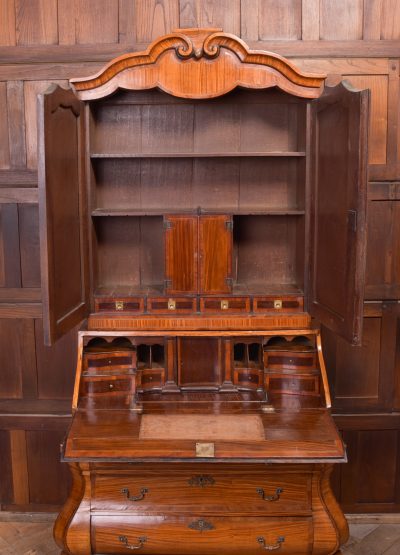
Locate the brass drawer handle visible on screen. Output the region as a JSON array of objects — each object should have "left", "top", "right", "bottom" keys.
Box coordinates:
[
  {"left": 256, "top": 487, "right": 283, "bottom": 501},
  {"left": 257, "top": 536, "right": 285, "bottom": 551},
  {"left": 121, "top": 487, "right": 148, "bottom": 501},
  {"left": 188, "top": 519, "right": 215, "bottom": 532},
  {"left": 119, "top": 535, "right": 147, "bottom": 550},
  {"left": 188, "top": 475, "right": 215, "bottom": 487}
]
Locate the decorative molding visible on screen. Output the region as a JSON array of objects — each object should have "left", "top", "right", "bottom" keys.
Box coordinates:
[
  {"left": 0, "top": 41, "right": 399, "bottom": 67},
  {"left": 0, "top": 170, "right": 38, "bottom": 187},
  {"left": 0, "top": 188, "right": 38, "bottom": 203},
  {"left": 70, "top": 28, "right": 326, "bottom": 100}
]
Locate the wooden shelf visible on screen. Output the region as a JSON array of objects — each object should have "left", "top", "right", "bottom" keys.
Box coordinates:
[
  {"left": 92, "top": 209, "right": 306, "bottom": 217},
  {"left": 90, "top": 151, "right": 306, "bottom": 159}
]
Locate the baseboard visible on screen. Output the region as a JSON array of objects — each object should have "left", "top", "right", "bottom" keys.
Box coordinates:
[
  {"left": 0, "top": 511, "right": 57, "bottom": 522},
  {"left": 346, "top": 513, "right": 400, "bottom": 524}
]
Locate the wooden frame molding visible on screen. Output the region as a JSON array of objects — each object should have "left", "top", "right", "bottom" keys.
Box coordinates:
[{"left": 71, "top": 28, "right": 326, "bottom": 100}]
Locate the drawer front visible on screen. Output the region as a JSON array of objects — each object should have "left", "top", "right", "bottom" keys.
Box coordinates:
[
  {"left": 81, "top": 376, "right": 135, "bottom": 396},
  {"left": 200, "top": 297, "right": 250, "bottom": 313},
  {"left": 265, "top": 373, "right": 320, "bottom": 396},
  {"left": 147, "top": 297, "right": 197, "bottom": 314},
  {"left": 83, "top": 351, "right": 136, "bottom": 374},
  {"left": 91, "top": 472, "right": 311, "bottom": 514},
  {"left": 233, "top": 368, "right": 263, "bottom": 389},
  {"left": 92, "top": 515, "right": 312, "bottom": 555},
  {"left": 264, "top": 351, "right": 317, "bottom": 371},
  {"left": 94, "top": 297, "right": 144, "bottom": 313},
  {"left": 253, "top": 296, "right": 304, "bottom": 313},
  {"left": 137, "top": 369, "right": 165, "bottom": 391}
]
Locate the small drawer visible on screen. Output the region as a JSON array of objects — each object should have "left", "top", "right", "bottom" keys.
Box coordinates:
[
  {"left": 233, "top": 368, "right": 263, "bottom": 389},
  {"left": 94, "top": 297, "right": 144, "bottom": 313},
  {"left": 81, "top": 375, "right": 135, "bottom": 396},
  {"left": 83, "top": 350, "right": 136, "bottom": 374},
  {"left": 147, "top": 297, "right": 197, "bottom": 314},
  {"left": 91, "top": 471, "right": 311, "bottom": 514},
  {"left": 200, "top": 297, "right": 250, "bottom": 313},
  {"left": 264, "top": 351, "right": 317, "bottom": 371},
  {"left": 92, "top": 515, "right": 312, "bottom": 555},
  {"left": 137, "top": 368, "right": 165, "bottom": 391},
  {"left": 265, "top": 373, "right": 320, "bottom": 396},
  {"left": 253, "top": 296, "right": 304, "bottom": 313}
]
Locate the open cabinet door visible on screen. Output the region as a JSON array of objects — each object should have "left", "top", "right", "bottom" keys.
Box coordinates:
[
  {"left": 38, "top": 85, "right": 89, "bottom": 345},
  {"left": 309, "top": 82, "right": 369, "bottom": 346}
]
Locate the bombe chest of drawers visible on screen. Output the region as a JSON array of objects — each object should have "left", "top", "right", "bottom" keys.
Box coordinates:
[{"left": 36, "top": 28, "right": 369, "bottom": 555}]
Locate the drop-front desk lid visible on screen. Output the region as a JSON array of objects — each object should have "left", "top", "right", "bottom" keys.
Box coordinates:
[{"left": 63, "top": 406, "right": 346, "bottom": 463}]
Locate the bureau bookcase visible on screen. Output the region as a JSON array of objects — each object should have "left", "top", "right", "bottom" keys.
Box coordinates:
[{"left": 37, "top": 29, "right": 369, "bottom": 555}]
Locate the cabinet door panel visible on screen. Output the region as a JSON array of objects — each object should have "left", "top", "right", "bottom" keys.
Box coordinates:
[
  {"left": 164, "top": 215, "right": 198, "bottom": 294},
  {"left": 38, "top": 85, "right": 89, "bottom": 345},
  {"left": 309, "top": 82, "right": 369, "bottom": 345},
  {"left": 199, "top": 215, "right": 233, "bottom": 294}
]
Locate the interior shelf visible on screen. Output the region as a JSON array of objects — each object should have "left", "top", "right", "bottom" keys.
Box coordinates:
[
  {"left": 90, "top": 151, "right": 307, "bottom": 159},
  {"left": 91, "top": 209, "right": 306, "bottom": 217}
]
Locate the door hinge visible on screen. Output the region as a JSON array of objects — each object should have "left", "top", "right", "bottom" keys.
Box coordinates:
[
  {"left": 348, "top": 209, "right": 357, "bottom": 232},
  {"left": 164, "top": 219, "right": 173, "bottom": 230},
  {"left": 164, "top": 279, "right": 172, "bottom": 289},
  {"left": 225, "top": 277, "right": 233, "bottom": 287},
  {"left": 225, "top": 220, "right": 233, "bottom": 232}
]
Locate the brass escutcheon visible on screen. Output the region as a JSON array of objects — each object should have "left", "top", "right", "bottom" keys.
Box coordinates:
[
  {"left": 188, "top": 519, "right": 215, "bottom": 532},
  {"left": 115, "top": 301, "right": 124, "bottom": 311},
  {"left": 188, "top": 475, "right": 215, "bottom": 487},
  {"left": 168, "top": 299, "right": 176, "bottom": 310},
  {"left": 273, "top": 299, "right": 283, "bottom": 309},
  {"left": 221, "top": 300, "right": 229, "bottom": 310}
]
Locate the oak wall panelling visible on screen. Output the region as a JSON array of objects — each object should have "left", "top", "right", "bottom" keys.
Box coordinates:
[
  {"left": 333, "top": 415, "right": 400, "bottom": 513},
  {"left": 0, "top": 0, "right": 399, "bottom": 513}
]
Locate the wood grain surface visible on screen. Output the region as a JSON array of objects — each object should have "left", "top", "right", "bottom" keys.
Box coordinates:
[{"left": 0, "top": 0, "right": 399, "bottom": 517}]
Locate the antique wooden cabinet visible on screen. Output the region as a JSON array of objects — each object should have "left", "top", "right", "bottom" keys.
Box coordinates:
[{"left": 37, "top": 29, "right": 369, "bottom": 555}]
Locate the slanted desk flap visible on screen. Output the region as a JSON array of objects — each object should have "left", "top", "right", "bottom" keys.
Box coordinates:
[{"left": 64, "top": 409, "right": 345, "bottom": 462}]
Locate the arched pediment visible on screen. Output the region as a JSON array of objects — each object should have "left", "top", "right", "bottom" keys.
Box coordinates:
[{"left": 71, "top": 28, "right": 326, "bottom": 100}]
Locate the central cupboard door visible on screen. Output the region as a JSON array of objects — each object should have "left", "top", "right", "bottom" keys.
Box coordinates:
[{"left": 165, "top": 215, "right": 233, "bottom": 295}]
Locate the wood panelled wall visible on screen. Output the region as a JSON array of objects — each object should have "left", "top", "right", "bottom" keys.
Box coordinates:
[{"left": 0, "top": 0, "right": 399, "bottom": 513}]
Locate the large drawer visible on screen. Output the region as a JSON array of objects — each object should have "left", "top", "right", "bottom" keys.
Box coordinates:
[
  {"left": 92, "top": 515, "right": 312, "bottom": 555},
  {"left": 91, "top": 471, "right": 311, "bottom": 514}
]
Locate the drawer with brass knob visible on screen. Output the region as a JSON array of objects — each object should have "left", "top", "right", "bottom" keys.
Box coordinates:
[
  {"left": 136, "top": 369, "right": 165, "bottom": 392},
  {"left": 199, "top": 297, "right": 250, "bottom": 313},
  {"left": 253, "top": 296, "right": 304, "bottom": 313},
  {"left": 94, "top": 296, "right": 145, "bottom": 313},
  {"left": 147, "top": 297, "right": 197, "bottom": 314},
  {"left": 83, "top": 350, "right": 136, "bottom": 375},
  {"left": 80, "top": 375, "right": 135, "bottom": 397}
]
